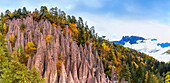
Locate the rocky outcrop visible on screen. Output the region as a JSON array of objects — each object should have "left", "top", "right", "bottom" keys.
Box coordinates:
[
  {"left": 59, "top": 63, "right": 67, "bottom": 83},
  {"left": 67, "top": 71, "right": 74, "bottom": 83},
  {"left": 5, "top": 13, "right": 117, "bottom": 83},
  {"left": 111, "top": 67, "right": 117, "bottom": 83},
  {"left": 120, "top": 78, "right": 128, "bottom": 83}
]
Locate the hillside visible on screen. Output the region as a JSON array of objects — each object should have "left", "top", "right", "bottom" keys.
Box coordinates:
[
  {"left": 114, "top": 35, "right": 170, "bottom": 62},
  {"left": 164, "top": 50, "right": 170, "bottom": 54},
  {"left": 0, "top": 6, "right": 170, "bottom": 83}
]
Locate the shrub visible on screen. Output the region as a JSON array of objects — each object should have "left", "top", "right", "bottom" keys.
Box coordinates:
[{"left": 20, "top": 23, "right": 26, "bottom": 32}]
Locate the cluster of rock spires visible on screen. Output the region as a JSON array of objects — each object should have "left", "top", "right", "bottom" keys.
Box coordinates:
[{"left": 5, "top": 12, "right": 118, "bottom": 83}]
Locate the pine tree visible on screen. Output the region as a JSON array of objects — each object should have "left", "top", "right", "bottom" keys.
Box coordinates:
[
  {"left": 147, "top": 71, "right": 157, "bottom": 83},
  {"left": 29, "top": 65, "right": 46, "bottom": 83},
  {"left": 119, "top": 63, "right": 131, "bottom": 83},
  {"left": 135, "top": 64, "right": 144, "bottom": 83},
  {"left": 156, "top": 72, "right": 164, "bottom": 83},
  {"left": 17, "top": 45, "right": 26, "bottom": 64},
  {"left": 77, "top": 26, "right": 85, "bottom": 46},
  {"left": 22, "top": 7, "right": 28, "bottom": 18},
  {"left": 0, "top": 33, "right": 45, "bottom": 83},
  {"left": 130, "top": 62, "right": 136, "bottom": 83},
  {"left": 0, "top": 33, "right": 8, "bottom": 64}
]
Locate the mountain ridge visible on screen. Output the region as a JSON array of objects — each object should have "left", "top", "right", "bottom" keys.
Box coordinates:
[{"left": 113, "top": 36, "right": 146, "bottom": 45}]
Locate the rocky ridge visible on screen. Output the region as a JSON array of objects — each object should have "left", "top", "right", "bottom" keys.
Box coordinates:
[{"left": 5, "top": 13, "right": 118, "bottom": 83}]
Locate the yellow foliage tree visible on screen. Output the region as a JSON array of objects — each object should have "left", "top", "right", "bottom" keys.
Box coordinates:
[
  {"left": 8, "top": 12, "right": 13, "bottom": 18},
  {"left": 25, "top": 42, "right": 37, "bottom": 58},
  {"left": 136, "top": 56, "right": 140, "bottom": 61},
  {"left": 141, "top": 58, "right": 143, "bottom": 61},
  {"left": 133, "top": 61, "right": 139, "bottom": 68},
  {"left": 141, "top": 62, "right": 145, "bottom": 65},
  {"left": 153, "top": 74, "right": 159, "bottom": 83},
  {"left": 18, "top": 48, "right": 21, "bottom": 57},
  {"left": 57, "top": 51, "right": 65, "bottom": 77},
  {"left": 102, "top": 42, "right": 107, "bottom": 50},
  {"left": 165, "top": 71, "right": 170, "bottom": 83},
  {"left": 9, "top": 34, "right": 14, "bottom": 43},
  {"left": 151, "top": 66, "right": 154, "bottom": 70},
  {"left": 46, "top": 35, "right": 54, "bottom": 43},
  {"left": 3, "top": 23, "right": 7, "bottom": 34},
  {"left": 145, "top": 71, "right": 148, "bottom": 82},
  {"left": 9, "top": 34, "right": 15, "bottom": 47},
  {"left": 91, "top": 41, "right": 96, "bottom": 49}
]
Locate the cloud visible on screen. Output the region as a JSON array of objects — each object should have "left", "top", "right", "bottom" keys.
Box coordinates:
[
  {"left": 0, "top": 8, "right": 5, "bottom": 14},
  {"left": 124, "top": 39, "right": 170, "bottom": 62},
  {"left": 73, "top": 12, "right": 170, "bottom": 42}
]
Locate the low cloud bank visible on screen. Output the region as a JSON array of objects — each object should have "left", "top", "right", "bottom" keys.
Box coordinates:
[{"left": 124, "top": 39, "right": 170, "bottom": 62}]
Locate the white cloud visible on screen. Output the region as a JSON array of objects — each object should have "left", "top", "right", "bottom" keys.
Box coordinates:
[
  {"left": 124, "top": 39, "right": 170, "bottom": 62},
  {"left": 71, "top": 12, "right": 170, "bottom": 42},
  {"left": 0, "top": 8, "right": 5, "bottom": 14}
]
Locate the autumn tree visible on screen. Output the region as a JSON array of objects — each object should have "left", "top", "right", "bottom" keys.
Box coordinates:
[
  {"left": 57, "top": 51, "right": 65, "bottom": 77},
  {"left": 145, "top": 71, "right": 149, "bottom": 82},
  {"left": 17, "top": 45, "right": 27, "bottom": 64},
  {"left": 9, "top": 34, "right": 14, "bottom": 43},
  {"left": 3, "top": 23, "right": 8, "bottom": 35},
  {"left": 25, "top": 42, "right": 37, "bottom": 58},
  {"left": 165, "top": 71, "right": 170, "bottom": 83},
  {"left": 46, "top": 35, "right": 54, "bottom": 44}
]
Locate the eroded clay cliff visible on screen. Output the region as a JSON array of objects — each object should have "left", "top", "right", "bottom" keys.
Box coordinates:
[{"left": 5, "top": 13, "right": 117, "bottom": 83}]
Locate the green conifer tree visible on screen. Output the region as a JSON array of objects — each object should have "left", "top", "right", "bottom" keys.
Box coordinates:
[
  {"left": 119, "top": 63, "right": 131, "bottom": 83},
  {"left": 0, "top": 33, "right": 45, "bottom": 83}
]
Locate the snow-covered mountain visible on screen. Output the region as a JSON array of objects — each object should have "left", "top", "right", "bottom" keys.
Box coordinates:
[{"left": 113, "top": 36, "right": 170, "bottom": 62}]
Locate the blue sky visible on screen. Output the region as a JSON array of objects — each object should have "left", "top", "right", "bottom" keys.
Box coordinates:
[{"left": 0, "top": 0, "right": 170, "bottom": 41}]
